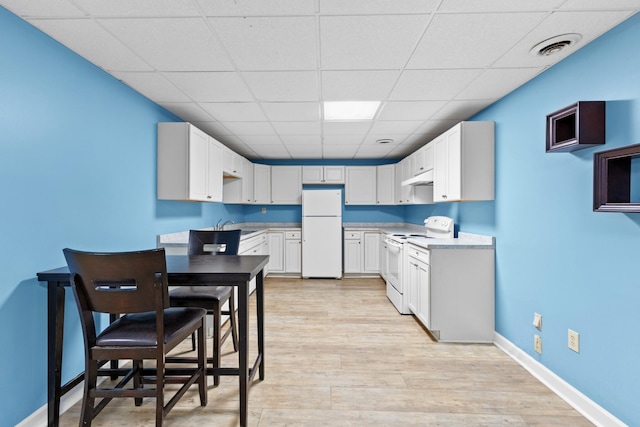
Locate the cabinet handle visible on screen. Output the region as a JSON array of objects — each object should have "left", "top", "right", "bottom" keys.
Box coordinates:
[
  {"left": 442, "top": 195, "right": 447, "bottom": 199},
  {"left": 207, "top": 195, "right": 212, "bottom": 199}
]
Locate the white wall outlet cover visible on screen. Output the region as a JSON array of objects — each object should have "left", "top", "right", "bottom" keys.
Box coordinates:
[{"left": 533, "top": 313, "right": 542, "bottom": 330}]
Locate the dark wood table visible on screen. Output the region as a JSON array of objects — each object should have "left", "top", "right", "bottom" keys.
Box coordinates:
[{"left": 37, "top": 254, "right": 269, "bottom": 427}]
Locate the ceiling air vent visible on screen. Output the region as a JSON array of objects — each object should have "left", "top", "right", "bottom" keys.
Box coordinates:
[{"left": 530, "top": 33, "right": 582, "bottom": 57}]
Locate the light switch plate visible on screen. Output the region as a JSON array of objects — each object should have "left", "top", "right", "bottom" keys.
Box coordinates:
[{"left": 533, "top": 313, "right": 542, "bottom": 330}]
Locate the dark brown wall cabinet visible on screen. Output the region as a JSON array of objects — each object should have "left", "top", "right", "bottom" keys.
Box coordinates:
[
  {"left": 594, "top": 143, "right": 640, "bottom": 212},
  {"left": 546, "top": 101, "right": 605, "bottom": 152}
]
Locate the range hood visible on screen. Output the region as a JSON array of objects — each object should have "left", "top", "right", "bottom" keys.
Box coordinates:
[{"left": 401, "top": 170, "right": 434, "bottom": 186}]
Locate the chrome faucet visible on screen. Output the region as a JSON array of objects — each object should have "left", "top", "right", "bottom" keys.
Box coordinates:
[{"left": 215, "top": 219, "right": 235, "bottom": 230}]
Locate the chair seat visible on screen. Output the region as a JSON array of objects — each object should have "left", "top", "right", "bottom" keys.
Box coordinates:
[
  {"left": 96, "top": 307, "right": 206, "bottom": 347},
  {"left": 170, "top": 285, "right": 232, "bottom": 302}
]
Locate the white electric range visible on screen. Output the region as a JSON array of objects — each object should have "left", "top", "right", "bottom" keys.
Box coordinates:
[{"left": 385, "top": 216, "right": 454, "bottom": 314}]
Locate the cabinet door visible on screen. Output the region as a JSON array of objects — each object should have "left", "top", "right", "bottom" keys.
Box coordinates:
[
  {"left": 376, "top": 164, "right": 395, "bottom": 205},
  {"left": 363, "top": 232, "right": 379, "bottom": 273},
  {"left": 433, "top": 134, "right": 448, "bottom": 202},
  {"left": 285, "top": 238, "right": 301, "bottom": 273},
  {"left": 323, "top": 166, "right": 345, "bottom": 183},
  {"left": 302, "top": 166, "right": 323, "bottom": 184},
  {"left": 343, "top": 237, "right": 362, "bottom": 273},
  {"left": 241, "top": 159, "right": 254, "bottom": 204},
  {"left": 206, "top": 137, "right": 223, "bottom": 202},
  {"left": 416, "top": 261, "right": 430, "bottom": 328},
  {"left": 253, "top": 164, "right": 271, "bottom": 204},
  {"left": 222, "top": 146, "right": 242, "bottom": 178},
  {"left": 188, "top": 127, "right": 209, "bottom": 201},
  {"left": 271, "top": 166, "right": 302, "bottom": 204},
  {"left": 407, "top": 259, "right": 419, "bottom": 314},
  {"left": 345, "top": 167, "right": 376, "bottom": 205},
  {"left": 268, "top": 232, "right": 284, "bottom": 272}
]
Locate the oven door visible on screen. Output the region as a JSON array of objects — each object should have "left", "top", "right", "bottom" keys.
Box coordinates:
[{"left": 386, "top": 238, "right": 403, "bottom": 293}]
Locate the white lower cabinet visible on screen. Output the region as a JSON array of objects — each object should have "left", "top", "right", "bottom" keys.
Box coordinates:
[
  {"left": 268, "top": 229, "right": 301, "bottom": 276},
  {"left": 344, "top": 230, "right": 379, "bottom": 275},
  {"left": 238, "top": 232, "right": 269, "bottom": 293},
  {"left": 407, "top": 243, "right": 495, "bottom": 343}
]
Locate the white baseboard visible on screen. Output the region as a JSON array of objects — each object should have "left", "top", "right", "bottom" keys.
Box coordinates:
[
  {"left": 16, "top": 383, "right": 83, "bottom": 427},
  {"left": 494, "top": 333, "right": 627, "bottom": 427}
]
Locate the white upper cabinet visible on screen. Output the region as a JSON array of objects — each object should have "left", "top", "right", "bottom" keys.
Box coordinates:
[
  {"left": 253, "top": 164, "right": 271, "bottom": 204},
  {"left": 433, "top": 121, "right": 494, "bottom": 202},
  {"left": 223, "top": 156, "right": 253, "bottom": 204},
  {"left": 302, "top": 165, "right": 345, "bottom": 184},
  {"left": 271, "top": 166, "right": 302, "bottom": 204},
  {"left": 157, "top": 122, "right": 223, "bottom": 202},
  {"left": 376, "top": 164, "right": 395, "bottom": 205},
  {"left": 345, "top": 166, "right": 377, "bottom": 205},
  {"left": 412, "top": 143, "right": 434, "bottom": 176},
  {"left": 222, "top": 146, "right": 243, "bottom": 178}
]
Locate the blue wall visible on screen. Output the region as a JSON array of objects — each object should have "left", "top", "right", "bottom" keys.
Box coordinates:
[
  {"left": 3, "top": 4, "right": 640, "bottom": 426},
  {"left": 465, "top": 16, "right": 640, "bottom": 426}
]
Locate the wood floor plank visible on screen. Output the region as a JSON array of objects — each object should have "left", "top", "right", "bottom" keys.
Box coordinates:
[{"left": 57, "top": 277, "right": 594, "bottom": 426}]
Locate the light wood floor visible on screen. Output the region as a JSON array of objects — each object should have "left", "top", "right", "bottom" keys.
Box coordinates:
[{"left": 59, "top": 277, "right": 593, "bottom": 426}]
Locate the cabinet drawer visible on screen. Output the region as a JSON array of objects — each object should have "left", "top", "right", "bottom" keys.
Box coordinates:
[
  {"left": 408, "top": 245, "right": 430, "bottom": 263},
  {"left": 285, "top": 231, "right": 301, "bottom": 240},
  {"left": 344, "top": 231, "right": 362, "bottom": 240}
]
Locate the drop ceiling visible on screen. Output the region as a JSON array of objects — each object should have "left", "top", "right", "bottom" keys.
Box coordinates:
[{"left": 2, "top": 0, "right": 639, "bottom": 160}]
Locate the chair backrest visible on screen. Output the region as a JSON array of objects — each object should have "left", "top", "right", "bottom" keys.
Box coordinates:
[
  {"left": 188, "top": 230, "right": 241, "bottom": 256},
  {"left": 63, "top": 248, "right": 168, "bottom": 315}
]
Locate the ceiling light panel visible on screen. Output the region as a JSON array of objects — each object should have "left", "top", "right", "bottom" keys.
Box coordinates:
[{"left": 323, "top": 101, "right": 380, "bottom": 121}]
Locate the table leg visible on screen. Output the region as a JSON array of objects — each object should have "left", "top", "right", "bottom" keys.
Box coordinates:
[
  {"left": 48, "top": 282, "right": 65, "bottom": 427},
  {"left": 256, "top": 270, "right": 265, "bottom": 380},
  {"left": 238, "top": 279, "right": 249, "bottom": 427}
]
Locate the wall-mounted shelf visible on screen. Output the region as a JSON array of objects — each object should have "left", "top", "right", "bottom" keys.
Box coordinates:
[
  {"left": 546, "top": 101, "right": 605, "bottom": 152},
  {"left": 594, "top": 143, "right": 640, "bottom": 212}
]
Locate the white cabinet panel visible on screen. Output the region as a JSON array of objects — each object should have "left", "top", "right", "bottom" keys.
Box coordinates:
[
  {"left": 376, "top": 164, "right": 395, "bottom": 205},
  {"left": 302, "top": 165, "right": 345, "bottom": 184},
  {"left": 253, "top": 164, "right": 271, "bottom": 204},
  {"left": 271, "top": 166, "right": 302, "bottom": 204},
  {"left": 345, "top": 166, "right": 376, "bottom": 205}
]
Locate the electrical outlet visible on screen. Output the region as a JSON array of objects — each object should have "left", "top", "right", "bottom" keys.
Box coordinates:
[
  {"left": 261, "top": 207, "right": 267, "bottom": 214},
  {"left": 568, "top": 329, "right": 580, "bottom": 353},
  {"left": 534, "top": 334, "right": 542, "bottom": 354}
]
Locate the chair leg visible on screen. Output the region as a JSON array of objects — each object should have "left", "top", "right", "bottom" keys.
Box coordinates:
[
  {"left": 191, "top": 332, "right": 196, "bottom": 351},
  {"left": 81, "top": 360, "right": 98, "bottom": 426},
  {"left": 156, "top": 355, "right": 165, "bottom": 427},
  {"left": 228, "top": 291, "right": 239, "bottom": 352},
  {"left": 197, "top": 319, "right": 207, "bottom": 406},
  {"left": 212, "top": 301, "right": 222, "bottom": 386},
  {"left": 133, "top": 360, "right": 143, "bottom": 406}
]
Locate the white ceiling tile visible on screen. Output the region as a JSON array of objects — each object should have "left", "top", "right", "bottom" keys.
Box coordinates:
[
  {"left": 355, "top": 144, "right": 396, "bottom": 158},
  {"left": 190, "top": 121, "right": 233, "bottom": 138},
  {"left": 414, "top": 120, "right": 461, "bottom": 136},
  {"left": 72, "top": 0, "right": 201, "bottom": 16},
  {"left": 210, "top": 17, "right": 317, "bottom": 70},
  {"left": 321, "top": 71, "right": 401, "bottom": 101},
  {"left": 377, "top": 101, "right": 446, "bottom": 121},
  {"left": 494, "top": 10, "right": 635, "bottom": 68},
  {"left": 320, "top": 0, "right": 438, "bottom": 14},
  {"left": 322, "top": 145, "right": 359, "bottom": 159},
  {"left": 285, "top": 144, "right": 323, "bottom": 158},
  {"left": 560, "top": 0, "right": 640, "bottom": 10},
  {"left": 99, "top": 18, "right": 235, "bottom": 71},
  {"left": 29, "top": 19, "right": 153, "bottom": 72},
  {"left": 220, "top": 122, "right": 276, "bottom": 135},
  {"left": 322, "top": 135, "right": 365, "bottom": 145},
  {"left": 280, "top": 135, "right": 322, "bottom": 145},
  {"left": 163, "top": 72, "right": 254, "bottom": 102},
  {"left": 197, "top": 0, "right": 317, "bottom": 16},
  {"left": 251, "top": 144, "right": 291, "bottom": 159},
  {"left": 369, "top": 120, "right": 424, "bottom": 134},
  {"left": 112, "top": 71, "right": 190, "bottom": 102},
  {"left": 261, "top": 102, "right": 320, "bottom": 121},
  {"left": 159, "top": 102, "right": 214, "bottom": 122},
  {"left": 403, "top": 132, "right": 439, "bottom": 147},
  {"left": 323, "top": 122, "right": 372, "bottom": 135},
  {"left": 432, "top": 100, "right": 494, "bottom": 120},
  {"left": 390, "top": 69, "right": 483, "bottom": 100},
  {"left": 271, "top": 121, "right": 322, "bottom": 135},
  {"left": 236, "top": 135, "right": 283, "bottom": 145},
  {"left": 1, "top": 0, "right": 85, "bottom": 17},
  {"left": 243, "top": 71, "right": 319, "bottom": 102},
  {"left": 456, "top": 68, "right": 543, "bottom": 100},
  {"left": 438, "top": 0, "right": 564, "bottom": 12},
  {"left": 200, "top": 103, "right": 267, "bottom": 122},
  {"left": 320, "top": 15, "right": 428, "bottom": 69},
  {"left": 407, "top": 13, "right": 547, "bottom": 69}
]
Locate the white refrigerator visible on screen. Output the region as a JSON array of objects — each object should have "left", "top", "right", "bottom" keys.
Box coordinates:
[{"left": 302, "top": 189, "right": 343, "bottom": 279}]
